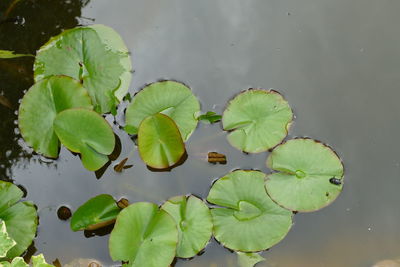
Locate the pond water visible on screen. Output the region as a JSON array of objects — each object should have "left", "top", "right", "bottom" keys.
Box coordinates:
[{"left": 1, "top": 0, "right": 400, "bottom": 266}]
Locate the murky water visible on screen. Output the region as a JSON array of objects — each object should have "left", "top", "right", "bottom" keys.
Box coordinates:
[{"left": 1, "top": 0, "right": 400, "bottom": 266}]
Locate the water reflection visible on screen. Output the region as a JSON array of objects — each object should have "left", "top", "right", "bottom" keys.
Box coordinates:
[{"left": 0, "top": 0, "right": 90, "bottom": 181}]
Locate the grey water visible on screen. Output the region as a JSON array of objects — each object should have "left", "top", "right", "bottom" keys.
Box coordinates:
[{"left": 1, "top": 0, "right": 400, "bottom": 266}]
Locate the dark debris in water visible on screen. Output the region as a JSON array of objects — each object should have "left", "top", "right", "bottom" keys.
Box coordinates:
[
  {"left": 57, "top": 206, "right": 72, "bottom": 221},
  {"left": 208, "top": 152, "right": 227, "bottom": 164}
]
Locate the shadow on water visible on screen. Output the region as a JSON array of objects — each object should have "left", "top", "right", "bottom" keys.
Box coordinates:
[{"left": 0, "top": 0, "right": 90, "bottom": 182}]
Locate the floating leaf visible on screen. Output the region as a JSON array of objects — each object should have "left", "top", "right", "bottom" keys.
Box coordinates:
[
  {"left": 0, "top": 50, "right": 34, "bottom": 59},
  {"left": 34, "top": 24, "right": 132, "bottom": 114},
  {"left": 31, "top": 254, "right": 55, "bottom": 267},
  {"left": 161, "top": 195, "right": 213, "bottom": 258},
  {"left": 0, "top": 257, "right": 28, "bottom": 267},
  {"left": 138, "top": 113, "right": 185, "bottom": 169},
  {"left": 125, "top": 81, "right": 200, "bottom": 141},
  {"left": 197, "top": 111, "right": 222, "bottom": 124},
  {"left": 0, "top": 181, "right": 38, "bottom": 259},
  {"left": 53, "top": 108, "right": 115, "bottom": 171},
  {"left": 207, "top": 170, "right": 292, "bottom": 252},
  {"left": 222, "top": 89, "right": 293, "bottom": 153},
  {"left": 0, "top": 220, "right": 16, "bottom": 258},
  {"left": 109, "top": 202, "right": 178, "bottom": 267},
  {"left": 18, "top": 76, "right": 93, "bottom": 158},
  {"left": 265, "top": 138, "right": 344, "bottom": 212},
  {"left": 237, "top": 252, "right": 265, "bottom": 267},
  {"left": 70, "top": 194, "right": 121, "bottom": 231}
]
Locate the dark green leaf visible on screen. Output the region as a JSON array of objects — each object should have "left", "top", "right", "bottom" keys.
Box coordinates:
[{"left": 70, "top": 194, "right": 121, "bottom": 231}]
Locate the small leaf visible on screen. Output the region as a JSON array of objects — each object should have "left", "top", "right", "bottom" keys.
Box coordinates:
[
  {"left": 207, "top": 170, "right": 292, "bottom": 252},
  {"left": 70, "top": 194, "right": 121, "bottom": 231},
  {"left": 197, "top": 111, "right": 222, "bottom": 124},
  {"left": 0, "top": 220, "right": 16, "bottom": 258},
  {"left": 109, "top": 202, "right": 178, "bottom": 267},
  {"left": 31, "top": 254, "right": 55, "bottom": 267},
  {"left": 161, "top": 195, "right": 213, "bottom": 258},
  {"left": 237, "top": 252, "right": 265, "bottom": 267},
  {"left": 18, "top": 76, "right": 93, "bottom": 158},
  {"left": 53, "top": 108, "right": 115, "bottom": 171},
  {"left": 222, "top": 89, "right": 293, "bottom": 153},
  {"left": 125, "top": 80, "right": 200, "bottom": 141},
  {"left": 138, "top": 113, "right": 185, "bottom": 169},
  {"left": 34, "top": 25, "right": 132, "bottom": 114},
  {"left": 0, "top": 50, "right": 34, "bottom": 59},
  {"left": 265, "top": 138, "right": 344, "bottom": 212},
  {"left": 0, "top": 181, "right": 38, "bottom": 259}
]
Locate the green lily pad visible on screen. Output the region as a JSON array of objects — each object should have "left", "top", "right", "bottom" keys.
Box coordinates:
[
  {"left": 70, "top": 194, "right": 121, "bottom": 231},
  {"left": 265, "top": 138, "right": 344, "bottom": 212},
  {"left": 34, "top": 24, "right": 132, "bottom": 114},
  {"left": 138, "top": 113, "right": 185, "bottom": 169},
  {"left": 207, "top": 170, "right": 292, "bottom": 252},
  {"left": 109, "top": 202, "right": 178, "bottom": 267},
  {"left": 53, "top": 108, "right": 115, "bottom": 171},
  {"left": 18, "top": 76, "right": 93, "bottom": 158},
  {"left": 161, "top": 195, "right": 213, "bottom": 258},
  {"left": 222, "top": 89, "right": 293, "bottom": 153},
  {"left": 31, "top": 254, "right": 55, "bottom": 267},
  {"left": 237, "top": 252, "right": 265, "bottom": 267},
  {"left": 0, "top": 220, "right": 16, "bottom": 258},
  {"left": 0, "top": 257, "right": 28, "bottom": 267},
  {"left": 0, "top": 254, "right": 54, "bottom": 267},
  {"left": 0, "top": 181, "right": 38, "bottom": 259},
  {"left": 125, "top": 81, "right": 200, "bottom": 141}
]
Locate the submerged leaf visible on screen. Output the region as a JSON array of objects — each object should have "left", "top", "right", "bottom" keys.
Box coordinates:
[
  {"left": 109, "top": 202, "right": 178, "bottom": 267},
  {"left": 0, "top": 220, "right": 16, "bottom": 258},
  {"left": 207, "top": 170, "right": 292, "bottom": 252},
  {"left": 70, "top": 194, "right": 121, "bottom": 231},
  {"left": 34, "top": 24, "right": 132, "bottom": 114},
  {"left": 222, "top": 89, "right": 293, "bottom": 153},
  {"left": 237, "top": 252, "right": 265, "bottom": 267},
  {"left": 18, "top": 76, "right": 93, "bottom": 158},
  {"left": 197, "top": 111, "right": 222, "bottom": 124},
  {"left": 265, "top": 138, "right": 344, "bottom": 212},
  {"left": 0, "top": 181, "right": 38, "bottom": 259},
  {"left": 138, "top": 113, "right": 185, "bottom": 169},
  {"left": 161, "top": 195, "right": 213, "bottom": 258},
  {"left": 53, "top": 108, "right": 115, "bottom": 171},
  {"left": 125, "top": 81, "right": 200, "bottom": 141},
  {"left": 0, "top": 50, "right": 34, "bottom": 59}
]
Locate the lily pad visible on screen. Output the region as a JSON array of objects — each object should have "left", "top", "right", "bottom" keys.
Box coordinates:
[
  {"left": 0, "top": 257, "right": 27, "bottom": 267},
  {"left": 125, "top": 81, "right": 200, "bottom": 141},
  {"left": 0, "top": 220, "right": 16, "bottom": 258},
  {"left": 237, "top": 252, "right": 265, "bottom": 267},
  {"left": 138, "top": 113, "right": 185, "bottom": 169},
  {"left": 206, "top": 170, "right": 292, "bottom": 252},
  {"left": 18, "top": 76, "right": 93, "bottom": 158},
  {"left": 70, "top": 194, "right": 121, "bottom": 231},
  {"left": 34, "top": 24, "right": 132, "bottom": 114},
  {"left": 222, "top": 89, "right": 293, "bottom": 153},
  {"left": 265, "top": 138, "right": 344, "bottom": 212},
  {"left": 0, "top": 181, "right": 38, "bottom": 259},
  {"left": 0, "top": 254, "right": 54, "bottom": 267},
  {"left": 109, "top": 202, "right": 178, "bottom": 267},
  {"left": 31, "top": 254, "right": 55, "bottom": 267},
  {"left": 53, "top": 108, "right": 115, "bottom": 171},
  {"left": 161, "top": 195, "right": 213, "bottom": 258}
]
